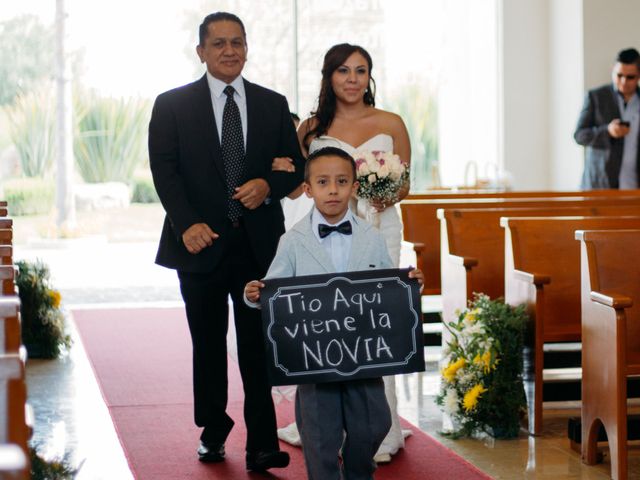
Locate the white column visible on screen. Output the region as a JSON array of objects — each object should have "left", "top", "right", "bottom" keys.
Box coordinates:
[{"left": 55, "top": 0, "right": 76, "bottom": 233}]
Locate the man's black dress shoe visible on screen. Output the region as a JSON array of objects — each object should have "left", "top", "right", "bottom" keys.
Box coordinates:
[
  {"left": 197, "top": 442, "right": 225, "bottom": 463},
  {"left": 246, "top": 450, "right": 290, "bottom": 471}
]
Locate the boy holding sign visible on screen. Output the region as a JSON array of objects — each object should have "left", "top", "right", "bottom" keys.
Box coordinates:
[{"left": 245, "top": 146, "right": 423, "bottom": 480}]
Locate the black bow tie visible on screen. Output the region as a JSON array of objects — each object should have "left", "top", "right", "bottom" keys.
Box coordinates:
[{"left": 318, "top": 221, "right": 352, "bottom": 239}]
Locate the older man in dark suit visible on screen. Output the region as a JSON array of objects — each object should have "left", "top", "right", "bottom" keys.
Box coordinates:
[
  {"left": 149, "top": 12, "right": 304, "bottom": 471},
  {"left": 574, "top": 48, "right": 640, "bottom": 189}
]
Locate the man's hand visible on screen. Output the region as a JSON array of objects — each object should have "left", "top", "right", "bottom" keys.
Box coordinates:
[
  {"left": 272, "top": 157, "right": 296, "bottom": 172},
  {"left": 233, "top": 178, "right": 270, "bottom": 210},
  {"left": 182, "top": 223, "right": 218, "bottom": 254},
  {"left": 245, "top": 280, "right": 265, "bottom": 303},
  {"left": 608, "top": 119, "right": 631, "bottom": 138}
]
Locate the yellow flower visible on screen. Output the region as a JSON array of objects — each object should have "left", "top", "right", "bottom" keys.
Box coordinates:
[
  {"left": 463, "top": 384, "right": 487, "bottom": 412},
  {"left": 48, "top": 289, "right": 62, "bottom": 308},
  {"left": 465, "top": 308, "right": 482, "bottom": 323},
  {"left": 473, "top": 350, "right": 494, "bottom": 373},
  {"left": 442, "top": 357, "right": 466, "bottom": 382}
]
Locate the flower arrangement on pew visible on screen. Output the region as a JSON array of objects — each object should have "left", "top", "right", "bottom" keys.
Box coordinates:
[
  {"left": 353, "top": 150, "right": 408, "bottom": 203},
  {"left": 16, "top": 259, "right": 71, "bottom": 359},
  {"left": 436, "top": 294, "right": 527, "bottom": 439}
]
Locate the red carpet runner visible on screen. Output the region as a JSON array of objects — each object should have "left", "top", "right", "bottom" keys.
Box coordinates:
[{"left": 73, "top": 307, "right": 491, "bottom": 480}]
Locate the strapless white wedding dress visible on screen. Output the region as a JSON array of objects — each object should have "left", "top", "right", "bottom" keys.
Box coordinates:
[{"left": 277, "top": 133, "right": 410, "bottom": 461}]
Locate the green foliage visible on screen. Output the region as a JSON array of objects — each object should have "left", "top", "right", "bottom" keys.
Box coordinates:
[
  {"left": 29, "top": 445, "right": 78, "bottom": 479},
  {"left": 5, "top": 87, "right": 56, "bottom": 177},
  {"left": 131, "top": 175, "right": 160, "bottom": 203},
  {"left": 16, "top": 260, "right": 71, "bottom": 359},
  {"left": 0, "top": 15, "right": 54, "bottom": 106},
  {"left": 2, "top": 178, "right": 54, "bottom": 216},
  {"left": 385, "top": 84, "right": 439, "bottom": 192},
  {"left": 436, "top": 294, "right": 527, "bottom": 439},
  {"left": 74, "top": 91, "right": 151, "bottom": 183}
]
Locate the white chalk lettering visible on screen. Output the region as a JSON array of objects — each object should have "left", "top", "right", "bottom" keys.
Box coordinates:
[
  {"left": 379, "top": 313, "right": 391, "bottom": 329},
  {"left": 303, "top": 341, "right": 323, "bottom": 369},
  {"left": 343, "top": 316, "right": 356, "bottom": 331},
  {"left": 279, "top": 292, "right": 302, "bottom": 314},
  {"left": 333, "top": 287, "right": 349, "bottom": 310},
  {"left": 309, "top": 298, "right": 322, "bottom": 312},
  {"left": 363, "top": 337, "right": 374, "bottom": 361},
  {"left": 376, "top": 336, "right": 393, "bottom": 359},
  {"left": 341, "top": 337, "right": 360, "bottom": 362},
  {"left": 301, "top": 335, "right": 393, "bottom": 370},
  {"left": 311, "top": 319, "right": 324, "bottom": 334},
  {"left": 325, "top": 339, "right": 343, "bottom": 366},
  {"left": 284, "top": 324, "right": 299, "bottom": 339}
]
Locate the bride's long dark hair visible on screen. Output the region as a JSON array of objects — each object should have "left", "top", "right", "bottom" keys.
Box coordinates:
[{"left": 303, "top": 43, "right": 376, "bottom": 149}]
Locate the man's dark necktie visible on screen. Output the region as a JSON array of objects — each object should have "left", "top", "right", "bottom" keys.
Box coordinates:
[
  {"left": 318, "top": 221, "right": 352, "bottom": 239},
  {"left": 221, "top": 85, "right": 245, "bottom": 221}
]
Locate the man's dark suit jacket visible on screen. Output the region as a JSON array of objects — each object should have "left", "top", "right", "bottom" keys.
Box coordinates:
[
  {"left": 149, "top": 75, "right": 304, "bottom": 273},
  {"left": 574, "top": 84, "right": 640, "bottom": 189}
]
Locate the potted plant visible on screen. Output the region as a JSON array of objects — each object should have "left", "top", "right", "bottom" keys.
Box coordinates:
[
  {"left": 16, "top": 259, "right": 71, "bottom": 359},
  {"left": 436, "top": 293, "right": 527, "bottom": 439}
]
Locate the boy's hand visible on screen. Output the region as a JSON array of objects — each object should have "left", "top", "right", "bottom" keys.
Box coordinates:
[
  {"left": 245, "top": 280, "right": 265, "bottom": 303},
  {"left": 408, "top": 268, "right": 424, "bottom": 293}
]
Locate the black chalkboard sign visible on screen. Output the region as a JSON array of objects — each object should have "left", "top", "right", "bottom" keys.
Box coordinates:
[{"left": 260, "top": 268, "right": 425, "bottom": 386}]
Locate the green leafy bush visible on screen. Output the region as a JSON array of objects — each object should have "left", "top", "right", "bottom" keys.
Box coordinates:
[
  {"left": 5, "top": 87, "right": 55, "bottom": 177},
  {"left": 74, "top": 91, "right": 151, "bottom": 183},
  {"left": 16, "top": 260, "right": 71, "bottom": 359},
  {"left": 2, "top": 177, "right": 54, "bottom": 216},
  {"left": 131, "top": 175, "right": 159, "bottom": 203},
  {"left": 29, "top": 445, "right": 78, "bottom": 479}
]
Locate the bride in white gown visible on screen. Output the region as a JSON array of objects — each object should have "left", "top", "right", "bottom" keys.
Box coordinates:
[{"left": 276, "top": 43, "right": 412, "bottom": 463}]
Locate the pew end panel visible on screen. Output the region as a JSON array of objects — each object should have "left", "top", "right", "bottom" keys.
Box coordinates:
[
  {"left": 502, "top": 216, "right": 640, "bottom": 437},
  {"left": 577, "top": 229, "right": 640, "bottom": 480}
]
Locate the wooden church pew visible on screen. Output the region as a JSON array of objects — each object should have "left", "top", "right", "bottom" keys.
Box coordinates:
[
  {"left": 438, "top": 204, "right": 640, "bottom": 326},
  {"left": 0, "top": 247, "right": 12, "bottom": 266},
  {"left": 0, "top": 230, "right": 12, "bottom": 247},
  {"left": 577, "top": 229, "right": 640, "bottom": 480},
  {"left": 501, "top": 216, "right": 640, "bottom": 436},
  {"left": 408, "top": 188, "right": 640, "bottom": 200},
  {"left": 400, "top": 195, "right": 640, "bottom": 295},
  {"left": 0, "top": 267, "right": 16, "bottom": 297},
  {"left": 0, "top": 299, "right": 21, "bottom": 355}
]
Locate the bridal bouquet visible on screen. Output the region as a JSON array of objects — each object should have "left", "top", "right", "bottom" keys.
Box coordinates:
[
  {"left": 436, "top": 294, "right": 527, "bottom": 439},
  {"left": 353, "top": 150, "right": 408, "bottom": 202}
]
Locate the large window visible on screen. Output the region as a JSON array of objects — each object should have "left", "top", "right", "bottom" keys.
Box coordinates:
[{"left": 1, "top": 0, "right": 499, "bottom": 190}]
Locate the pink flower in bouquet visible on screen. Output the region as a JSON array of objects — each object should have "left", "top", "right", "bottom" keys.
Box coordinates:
[{"left": 353, "top": 150, "right": 408, "bottom": 202}]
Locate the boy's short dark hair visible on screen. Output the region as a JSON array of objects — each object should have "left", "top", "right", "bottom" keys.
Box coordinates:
[
  {"left": 304, "top": 147, "right": 356, "bottom": 182},
  {"left": 616, "top": 48, "right": 640, "bottom": 67}
]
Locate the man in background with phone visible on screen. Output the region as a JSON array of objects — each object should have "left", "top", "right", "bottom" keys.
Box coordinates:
[{"left": 574, "top": 48, "right": 640, "bottom": 189}]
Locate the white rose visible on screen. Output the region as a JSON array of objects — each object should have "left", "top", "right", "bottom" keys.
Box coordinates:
[
  {"left": 367, "top": 157, "right": 380, "bottom": 173},
  {"left": 378, "top": 164, "right": 390, "bottom": 178},
  {"left": 357, "top": 162, "right": 370, "bottom": 176},
  {"left": 367, "top": 173, "right": 377, "bottom": 184}
]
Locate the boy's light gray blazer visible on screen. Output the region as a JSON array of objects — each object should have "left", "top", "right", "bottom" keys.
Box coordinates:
[
  {"left": 265, "top": 210, "right": 394, "bottom": 280},
  {"left": 244, "top": 210, "right": 394, "bottom": 309}
]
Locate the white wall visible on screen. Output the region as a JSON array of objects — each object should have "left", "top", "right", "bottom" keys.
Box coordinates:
[
  {"left": 549, "top": 0, "right": 584, "bottom": 189},
  {"left": 499, "top": 0, "right": 550, "bottom": 189},
  {"left": 438, "top": 0, "right": 499, "bottom": 187},
  {"left": 582, "top": 0, "right": 640, "bottom": 90}
]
